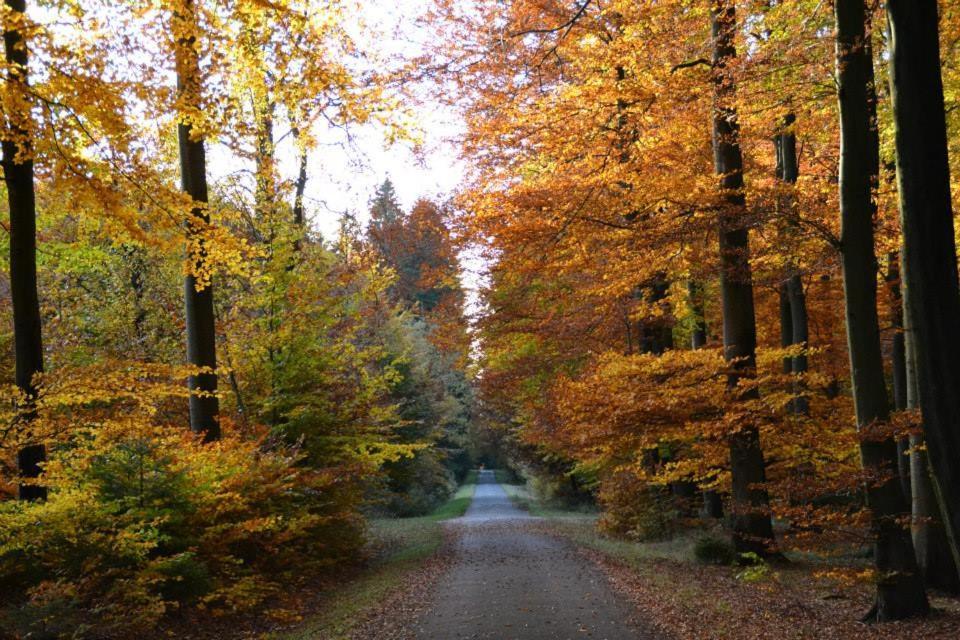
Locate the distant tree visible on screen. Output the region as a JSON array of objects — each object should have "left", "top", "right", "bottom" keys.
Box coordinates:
[
  {"left": 368, "top": 179, "right": 404, "bottom": 239},
  {"left": 364, "top": 188, "right": 474, "bottom": 512}
]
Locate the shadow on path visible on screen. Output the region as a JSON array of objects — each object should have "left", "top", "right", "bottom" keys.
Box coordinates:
[{"left": 412, "top": 470, "right": 658, "bottom": 639}]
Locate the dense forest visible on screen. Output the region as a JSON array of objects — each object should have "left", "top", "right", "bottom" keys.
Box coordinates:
[{"left": 2, "top": 0, "right": 960, "bottom": 638}]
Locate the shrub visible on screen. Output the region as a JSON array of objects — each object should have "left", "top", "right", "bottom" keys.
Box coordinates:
[
  {"left": 693, "top": 535, "right": 737, "bottom": 565},
  {"left": 598, "top": 472, "right": 677, "bottom": 541},
  {"left": 735, "top": 552, "right": 772, "bottom": 582},
  {"left": 381, "top": 450, "right": 455, "bottom": 516},
  {"left": 0, "top": 424, "right": 364, "bottom": 638}
]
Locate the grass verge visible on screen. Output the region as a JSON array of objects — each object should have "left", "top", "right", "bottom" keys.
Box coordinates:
[{"left": 270, "top": 473, "right": 477, "bottom": 640}]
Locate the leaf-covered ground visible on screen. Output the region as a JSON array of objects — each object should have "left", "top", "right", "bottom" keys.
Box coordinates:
[{"left": 537, "top": 517, "right": 960, "bottom": 640}]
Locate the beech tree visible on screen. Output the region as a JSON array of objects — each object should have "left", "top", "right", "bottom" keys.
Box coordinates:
[
  {"left": 2, "top": 0, "right": 45, "bottom": 500},
  {"left": 775, "top": 113, "right": 809, "bottom": 416},
  {"left": 887, "top": 0, "right": 960, "bottom": 575},
  {"left": 834, "top": 0, "right": 926, "bottom": 620},
  {"left": 173, "top": 0, "right": 219, "bottom": 440},
  {"left": 903, "top": 270, "right": 960, "bottom": 592},
  {"left": 710, "top": 0, "right": 777, "bottom": 558}
]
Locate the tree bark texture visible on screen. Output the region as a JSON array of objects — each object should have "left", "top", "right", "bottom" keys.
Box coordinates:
[
  {"left": 887, "top": 0, "right": 960, "bottom": 578},
  {"left": 835, "top": 0, "right": 927, "bottom": 619},
  {"left": 710, "top": 1, "right": 776, "bottom": 557},
  {"left": 4, "top": 0, "right": 47, "bottom": 501},
  {"left": 176, "top": 0, "right": 220, "bottom": 441}
]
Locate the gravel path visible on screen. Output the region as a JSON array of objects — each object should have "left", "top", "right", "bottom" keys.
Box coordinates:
[{"left": 412, "top": 470, "right": 658, "bottom": 639}]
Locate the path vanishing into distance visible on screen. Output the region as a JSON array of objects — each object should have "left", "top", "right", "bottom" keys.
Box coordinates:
[{"left": 412, "top": 470, "right": 657, "bottom": 640}]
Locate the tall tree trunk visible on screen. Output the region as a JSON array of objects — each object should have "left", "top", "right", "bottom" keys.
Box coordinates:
[
  {"left": 127, "top": 246, "right": 148, "bottom": 354},
  {"left": 886, "top": 252, "right": 911, "bottom": 501},
  {"left": 887, "top": 0, "right": 960, "bottom": 576},
  {"left": 689, "top": 280, "right": 723, "bottom": 518},
  {"left": 904, "top": 274, "right": 960, "bottom": 592},
  {"left": 834, "top": 0, "right": 926, "bottom": 620},
  {"left": 777, "top": 114, "right": 810, "bottom": 414},
  {"left": 3, "top": 0, "right": 46, "bottom": 501},
  {"left": 255, "top": 101, "right": 275, "bottom": 224},
  {"left": 175, "top": 0, "right": 220, "bottom": 441},
  {"left": 710, "top": 1, "right": 776, "bottom": 557}
]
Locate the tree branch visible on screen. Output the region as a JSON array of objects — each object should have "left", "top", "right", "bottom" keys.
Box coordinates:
[
  {"left": 509, "top": 0, "right": 592, "bottom": 37},
  {"left": 670, "top": 58, "right": 712, "bottom": 74}
]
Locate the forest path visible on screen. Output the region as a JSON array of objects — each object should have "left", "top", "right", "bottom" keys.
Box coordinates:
[{"left": 411, "top": 470, "right": 658, "bottom": 639}]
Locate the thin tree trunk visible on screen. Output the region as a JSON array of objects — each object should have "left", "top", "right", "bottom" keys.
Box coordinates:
[
  {"left": 710, "top": 1, "right": 776, "bottom": 557},
  {"left": 779, "top": 283, "right": 793, "bottom": 374},
  {"left": 834, "top": 0, "right": 926, "bottom": 620},
  {"left": 3, "top": 0, "right": 46, "bottom": 501},
  {"left": 127, "top": 246, "right": 148, "bottom": 354},
  {"left": 886, "top": 252, "right": 911, "bottom": 502},
  {"left": 689, "top": 280, "right": 723, "bottom": 518},
  {"left": 175, "top": 0, "right": 220, "bottom": 441},
  {"left": 904, "top": 275, "right": 960, "bottom": 592},
  {"left": 253, "top": 91, "right": 276, "bottom": 239},
  {"left": 688, "top": 281, "right": 707, "bottom": 350},
  {"left": 887, "top": 0, "right": 960, "bottom": 577},
  {"left": 775, "top": 126, "right": 793, "bottom": 378},
  {"left": 292, "top": 125, "right": 308, "bottom": 230},
  {"left": 778, "top": 114, "right": 810, "bottom": 414}
]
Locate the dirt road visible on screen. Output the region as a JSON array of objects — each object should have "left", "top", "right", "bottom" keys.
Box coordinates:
[{"left": 412, "top": 470, "right": 657, "bottom": 639}]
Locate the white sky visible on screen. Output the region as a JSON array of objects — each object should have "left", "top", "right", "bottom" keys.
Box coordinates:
[
  {"left": 293, "top": 0, "right": 465, "bottom": 241},
  {"left": 272, "top": 0, "right": 485, "bottom": 316}
]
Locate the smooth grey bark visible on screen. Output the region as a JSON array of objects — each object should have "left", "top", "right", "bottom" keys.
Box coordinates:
[
  {"left": 3, "top": 0, "right": 46, "bottom": 501},
  {"left": 904, "top": 277, "right": 960, "bottom": 592},
  {"left": 834, "top": 0, "right": 927, "bottom": 620},
  {"left": 176, "top": 0, "right": 220, "bottom": 441},
  {"left": 887, "top": 0, "right": 960, "bottom": 577},
  {"left": 888, "top": 253, "right": 907, "bottom": 413},
  {"left": 710, "top": 1, "right": 776, "bottom": 557}
]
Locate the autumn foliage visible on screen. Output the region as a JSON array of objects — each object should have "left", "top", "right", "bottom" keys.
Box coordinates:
[
  {"left": 432, "top": 0, "right": 960, "bottom": 617},
  {"left": 0, "top": 0, "right": 472, "bottom": 636}
]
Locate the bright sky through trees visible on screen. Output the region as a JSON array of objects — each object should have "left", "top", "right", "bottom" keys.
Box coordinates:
[{"left": 263, "top": 0, "right": 464, "bottom": 240}]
